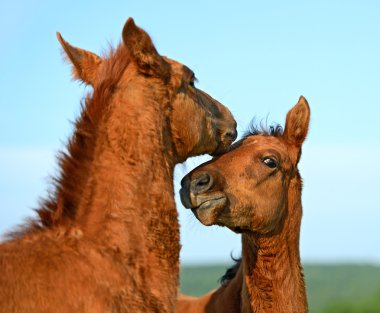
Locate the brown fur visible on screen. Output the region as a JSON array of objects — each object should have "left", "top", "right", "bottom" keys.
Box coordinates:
[
  {"left": 0, "top": 18, "right": 237, "bottom": 312},
  {"left": 178, "top": 97, "right": 310, "bottom": 313}
]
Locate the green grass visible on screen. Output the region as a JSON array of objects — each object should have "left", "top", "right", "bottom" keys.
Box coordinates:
[
  {"left": 180, "top": 264, "right": 230, "bottom": 296},
  {"left": 180, "top": 263, "right": 380, "bottom": 313}
]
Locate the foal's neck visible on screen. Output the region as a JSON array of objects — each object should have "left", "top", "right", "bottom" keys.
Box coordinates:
[
  {"left": 241, "top": 180, "right": 307, "bottom": 313},
  {"left": 72, "top": 100, "right": 179, "bottom": 260}
]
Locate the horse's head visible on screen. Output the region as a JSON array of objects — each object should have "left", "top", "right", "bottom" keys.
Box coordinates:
[
  {"left": 180, "top": 97, "right": 310, "bottom": 234},
  {"left": 57, "top": 18, "right": 236, "bottom": 163}
]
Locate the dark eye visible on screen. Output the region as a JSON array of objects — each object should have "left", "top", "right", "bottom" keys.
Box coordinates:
[
  {"left": 262, "top": 157, "right": 277, "bottom": 169},
  {"left": 189, "top": 75, "right": 196, "bottom": 87}
]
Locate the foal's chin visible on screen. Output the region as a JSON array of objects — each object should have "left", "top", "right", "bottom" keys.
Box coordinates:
[{"left": 191, "top": 196, "right": 227, "bottom": 226}]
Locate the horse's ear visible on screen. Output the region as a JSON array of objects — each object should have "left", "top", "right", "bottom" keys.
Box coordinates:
[
  {"left": 122, "top": 18, "right": 170, "bottom": 79},
  {"left": 57, "top": 32, "right": 102, "bottom": 85},
  {"left": 283, "top": 96, "right": 310, "bottom": 147}
]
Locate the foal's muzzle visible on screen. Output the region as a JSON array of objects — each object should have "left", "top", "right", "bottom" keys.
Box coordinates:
[
  {"left": 212, "top": 128, "right": 238, "bottom": 156},
  {"left": 180, "top": 172, "right": 215, "bottom": 209}
]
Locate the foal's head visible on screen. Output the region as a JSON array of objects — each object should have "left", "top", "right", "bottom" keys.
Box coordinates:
[
  {"left": 180, "top": 97, "right": 310, "bottom": 233},
  {"left": 57, "top": 18, "right": 236, "bottom": 163}
]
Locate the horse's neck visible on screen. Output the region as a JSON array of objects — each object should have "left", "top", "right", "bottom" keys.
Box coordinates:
[
  {"left": 241, "top": 181, "right": 308, "bottom": 313},
  {"left": 71, "top": 104, "right": 179, "bottom": 260},
  {"left": 207, "top": 265, "right": 243, "bottom": 313}
]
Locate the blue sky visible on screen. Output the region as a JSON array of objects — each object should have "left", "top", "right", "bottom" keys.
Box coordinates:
[{"left": 1, "top": 0, "right": 379, "bottom": 264}]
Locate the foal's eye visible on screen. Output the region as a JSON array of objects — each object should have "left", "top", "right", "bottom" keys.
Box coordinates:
[
  {"left": 262, "top": 157, "right": 277, "bottom": 169},
  {"left": 189, "top": 75, "right": 196, "bottom": 87}
]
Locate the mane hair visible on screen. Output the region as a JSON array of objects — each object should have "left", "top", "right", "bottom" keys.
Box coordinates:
[
  {"left": 243, "top": 118, "right": 283, "bottom": 138},
  {"left": 219, "top": 257, "right": 242, "bottom": 286},
  {"left": 226, "top": 119, "right": 283, "bottom": 153},
  {"left": 6, "top": 44, "right": 131, "bottom": 239}
]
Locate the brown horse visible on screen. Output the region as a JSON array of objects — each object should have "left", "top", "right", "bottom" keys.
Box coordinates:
[
  {"left": 0, "top": 18, "right": 237, "bottom": 312},
  {"left": 178, "top": 97, "right": 310, "bottom": 313}
]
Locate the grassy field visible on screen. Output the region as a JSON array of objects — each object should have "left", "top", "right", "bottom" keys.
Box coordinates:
[{"left": 180, "top": 263, "right": 380, "bottom": 313}]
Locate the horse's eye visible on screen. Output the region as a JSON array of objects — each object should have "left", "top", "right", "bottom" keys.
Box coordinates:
[
  {"left": 189, "top": 75, "right": 196, "bottom": 87},
  {"left": 262, "top": 157, "right": 277, "bottom": 169}
]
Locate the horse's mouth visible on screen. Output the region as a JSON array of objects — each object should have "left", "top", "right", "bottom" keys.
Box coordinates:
[
  {"left": 211, "top": 146, "right": 227, "bottom": 157},
  {"left": 190, "top": 195, "right": 227, "bottom": 226},
  {"left": 211, "top": 140, "right": 234, "bottom": 157},
  {"left": 193, "top": 196, "right": 226, "bottom": 211}
]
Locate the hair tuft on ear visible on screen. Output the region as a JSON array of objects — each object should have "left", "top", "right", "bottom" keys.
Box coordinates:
[{"left": 57, "top": 32, "right": 102, "bottom": 85}]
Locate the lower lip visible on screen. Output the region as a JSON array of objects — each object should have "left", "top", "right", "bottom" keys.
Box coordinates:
[{"left": 196, "top": 197, "right": 226, "bottom": 210}]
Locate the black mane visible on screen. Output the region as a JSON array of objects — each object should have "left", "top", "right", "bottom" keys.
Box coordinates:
[
  {"left": 219, "top": 257, "right": 242, "bottom": 286},
  {"left": 226, "top": 119, "right": 283, "bottom": 153},
  {"left": 243, "top": 119, "right": 283, "bottom": 138}
]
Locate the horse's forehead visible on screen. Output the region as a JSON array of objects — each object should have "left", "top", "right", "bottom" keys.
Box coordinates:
[{"left": 242, "top": 136, "right": 288, "bottom": 156}]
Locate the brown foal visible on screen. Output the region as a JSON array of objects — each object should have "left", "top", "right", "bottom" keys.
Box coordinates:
[
  {"left": 178, "top": 97, "right": 310, "bottom": 313},
  {"left": 0, "top": 18, "right": 236, "bottom": 312}
]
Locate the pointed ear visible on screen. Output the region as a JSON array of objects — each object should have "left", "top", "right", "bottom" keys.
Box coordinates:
[
  {"left": 57, "top": 32, "right": 102, "bottom": 85},
  {"left": 283, "top": 96, "right": 310, "bottom": 147},
  {"left": 122, "top": 18, "right": 170, "bottom": 79}
]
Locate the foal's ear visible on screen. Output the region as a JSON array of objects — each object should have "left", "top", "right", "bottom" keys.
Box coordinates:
[
  {"left": 122, "top": 18, "right": 170, "bottom": 79},
  {"left": 57, "top": 32, "right": 102, "bottom": 86},
  {"left": 283, "top": 96, "right": 310, "bottom": 147}
]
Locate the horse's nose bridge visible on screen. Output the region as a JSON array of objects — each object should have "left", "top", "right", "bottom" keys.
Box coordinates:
[{"left": 196, "top": 89, "right": 223, "bottom": 119}]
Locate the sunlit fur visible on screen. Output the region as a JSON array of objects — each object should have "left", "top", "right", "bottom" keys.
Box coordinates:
[
  {"left": 0, "top": 18, "right": 236, "bottom": 313},
  {"left": 178, "top": 97, "right": 310, "bottom": 313}
]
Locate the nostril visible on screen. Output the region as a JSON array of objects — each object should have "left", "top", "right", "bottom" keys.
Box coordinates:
[
  {"left": 191, "top": 172, "right": 213, "bottom": 195},
  {"left": 197, "top": 174, "right": 210, "bottom": 186},
  {"left": 180, "top": 175, "right": 192, "bottom": 209},
  {"left": 224, "top": 128, "right": 238, "bottom": 142}
]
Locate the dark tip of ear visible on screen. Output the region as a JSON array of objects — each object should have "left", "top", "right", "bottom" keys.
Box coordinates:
[
  {"left": 123, "top": 17, "right": 138, "bottom": 39},
  {"left": 283, "top": 95, "right": 311, "bottom": 148},
  {"left": 295, "top": 96, "right": 310, "bottom": 115},
  {"left": 126, "top": 17, "right": 135, "bottom": 27},
  {"left": 298, "top": 95, "right": 308, "bottom": 106}
]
